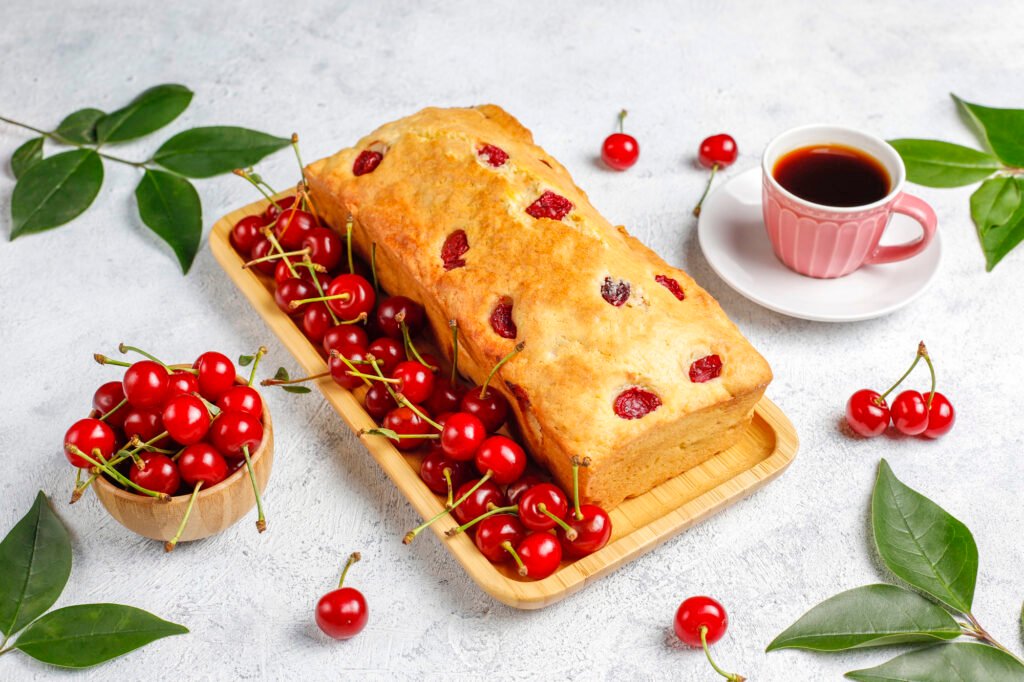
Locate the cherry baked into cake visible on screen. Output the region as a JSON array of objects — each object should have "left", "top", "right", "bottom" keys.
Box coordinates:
[{"left": 306, "top": 105, "right": 772, "bottom": 509}]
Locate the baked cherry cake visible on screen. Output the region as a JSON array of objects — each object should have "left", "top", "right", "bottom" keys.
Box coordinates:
[{"left": 306, "top": 105, "right": 772, "bottom": 509}]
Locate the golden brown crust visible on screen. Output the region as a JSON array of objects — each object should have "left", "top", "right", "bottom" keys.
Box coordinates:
[{"left": 307, "top": 105, "right": 772, "bottom": 508}]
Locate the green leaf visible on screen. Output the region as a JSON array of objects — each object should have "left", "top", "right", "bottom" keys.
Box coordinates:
[
  {"left": 238, "top": 354, "right": 254, "bottom": 367},
  {"left": 134, "top": 169, "right": 202, "bottom": 273},
  {"left": 0, "top": 492, "right": 71, "bottom": 637},
  {"left": 55, "top": 108, "right": 105, "bottom": 144},
  {"left": 766, "top": 584, "right": 961, "bottom": 652},
  {"left": 95, "top": 84, "right": 192, "bottom": 143},
  {"left": 12, "top": 603, "right": 188, "bottom": 668},
  {"left": 845, "top": 642, "right": 1024, "bottom": 682},
  {"left": 11, "top": 137, "right": 44, "bottom": 179},
  {"left": 888, "top": 139, "right": 1000, "bottom": 188},
  {"left": 973, "top": 177, "right": 1024, "bottom": 271},
  {"left": 153, "top": 126, "right": 290, "bottom": 178},
  {"left": 954, "top": 94, "right": 1024, "bottom": 167},
  {"left": 10, "top": 149, "right": 103, "bottom": 238},
  {"left": 274, "top": 367, "right": 290, "bottom": 381},
  {"left": 1020, "top": 601, "right": 1023, "bottom": 648},
  {"left": 282, "top": 385, "right": 312, "bottom": 394},
  {"left": 872, "top": 459, "right": 978, "bottom": 613}
]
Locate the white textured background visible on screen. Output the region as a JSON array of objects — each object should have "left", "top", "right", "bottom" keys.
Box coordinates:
[{"left": 1, "top": 1, "right": 1022, "bottom": 680}]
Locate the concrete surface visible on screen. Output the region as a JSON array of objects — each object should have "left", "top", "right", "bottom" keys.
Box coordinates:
[{"left": 1, "top": 1, "right": 1022, "bottom": 680}]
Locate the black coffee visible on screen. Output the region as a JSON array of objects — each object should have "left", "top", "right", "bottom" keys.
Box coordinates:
[{"left": 773, "top": 144, "right": 890, "bottom": 207}]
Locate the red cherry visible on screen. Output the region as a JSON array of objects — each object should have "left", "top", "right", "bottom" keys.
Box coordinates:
[
  {"left": 122, "top": 407, "right": 170, "bottom": 447},
  {"left": 477, "top": 144, "right": 508, "bottom": 168},
  {"left": 558, "top": 504, "right": 612, "bottom": 558},
  {"left": 363, "top": 382, "right": 398, "bottom": 420},
  {"left": 474, "top": 514, "right": 526, "bottom": 563},
  {"left": 452, "top": 479, "right": 507, "bottom": 525},
  {"left": 505, "top": 473, "right": 547, "bottom": 505},
  {"left": 177, "top": 443, "right": 229, "bottom": 487},
  {"left": 122, "top": 360, "right": 170, "bottom": 409},
  {"left": 891, "top": 390, "right": 929, "bottom": 436},
  {"left": 698, "top": 134, "right": 738, "bottom": 169},
  {"left": 514, "top": 533, "right": 562, "bottom": 579},
  {"left": 161, "top": 394, "right": 211, "bottom": 445},
  {"left": 381, "top": 406, "right": 431, "bottom": 452},
  {"left": 129, "top": 453, "right": 181, "bottom": 496},
  {"left": 440, "top": 412, "right": 486, "bottom": 461},
  {"left": 209, "top": 410, "right": 264, "bottom": 459},
  {"left": 424, "top": 377, "right": 465, "bottom": 416},
  {"left": 517, "top": 483, "right": 569, "bottom": 532},
  {"left": 601, "top": 111, "right": 639, "bottom": 171},
  {"left": 166, "top": 370, "right": 200, "bottom": 398},
  {"left": 302, "top": 303, "right": 332, "bottom": 343},
  {"left": 366, "top": 337, "right": 405, "bottom": 375},
  {"left": 525, "top": 190, "right": 573, "bottom": 220},
  {"left": 92, "top": 381, "right": 128, "bottom": 430},
  {"left": 419, "top": 448, "right": 473, "bottom": 495},
  {"left": 325, "top": 274, "right": 376, "bottom": 320},
  {"left": 216, "top": 385, "right": 263, "bottom": 419},
  {"left": 273, "top": 258, "right": 298, "bottom": 285},
  {"left": 315, "top": 553, "right": 368, "bottom": 640},
  {"left": 923, "top": 392, "right": 955, "bottom": 439},
  {"left": 375, "top": 296, "right": 425, "bottom": 340},
  {"left": 846, "top": 389, "right": 890, "bottom": 437},
  {"left": 675, "top": 596, "right": 729, "bottom": 647},
  {"left": 390, "top": 362, "right": 435, "bottom": 404},
  {"left": 301, "top": 227, "right": 343, "bottom": 272},
  {"left": 690, "top": 355, "right": 723, "bottom": 383},
  {"left": 230, "top": 215, "right": 264, "bottom": 257},
  {"left": 474, "top": 435, "right": 526, "bottom": 485},
  {"left": 275, "top": 277, "right": 317, "bottom": 317},
  {"left": 263, "top": 195, "right": 296, "bottom": 223},
  {"left": 194, "top": 352, "right": 237, "bottom": 402},
  {"left": 613, "top": 387, "right": 662, "bottom": 420},
  {"left": 441, "top": 229, "right": 470, "bottom": 270},
  {"left": 324, "top": 326, "right": 369, "bottom": 357},
  {"left": 329, "top": 349, "right": 367, "bottom": 390},
  {"left": 248, "top": 238, "right": 277, "bottom": 275},
  {"left": 353, "top": 150, "right": 383, "bottom": 176},
  {"left": 64, "top": 418, "right": 117, "bottom": 468},
  {"left": 274, "top": 207, "right": 316, "bottom": 250},
  {"left": 459, "top": 387, "right": 509, "bottom": 432}
]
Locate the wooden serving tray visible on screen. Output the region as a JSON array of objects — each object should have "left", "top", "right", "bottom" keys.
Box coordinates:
[{"left": 209, "top": 196, "right": 799, "bottom": 609}]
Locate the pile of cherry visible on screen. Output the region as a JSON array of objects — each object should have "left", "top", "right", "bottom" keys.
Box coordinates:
[
  {"left": 63, "top": 345, "right": 268, "bottom": 551},
  {"left": 229, "top": 192, "right": 612, "bottom": 580}
]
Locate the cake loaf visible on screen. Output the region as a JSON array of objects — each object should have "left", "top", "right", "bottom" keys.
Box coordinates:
[{"left": 306, "top": 105, "right": 772, "bottom": 509}]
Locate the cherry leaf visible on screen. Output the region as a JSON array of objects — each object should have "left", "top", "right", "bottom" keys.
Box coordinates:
[
  {"left": 845, "top": 642, "right": 1024, "bottom": 682},
  {"left": 56, "top": 108, "right": 105, "bottom": 145},
  {"left": 889, "top": 139, "right": 1000, "bottom": 188},
  {"left": 972, "top": 177, "right": 1024, "bottom": 272},
  {"left": 134, "top": 169, "right": 202, "bottom": 274},
  {"left": 95, "top": 84, "right": 192, "bottom": 143},
  {"left": 10, "top": 149, "right": 103, "bottom": 238},
  {"left": 954, "top": 94, "right": 1024, "bottom": 167},
  {"left": 152, "top": 127, "right": 291, "bottom": 178},
  {"left": 10, "top": 137, "right": 44, "bottom": 179}
]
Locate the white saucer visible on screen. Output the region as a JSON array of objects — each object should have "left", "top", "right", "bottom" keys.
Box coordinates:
[{"left": 697, "top": 167, "right": 942, "bottom": 322}]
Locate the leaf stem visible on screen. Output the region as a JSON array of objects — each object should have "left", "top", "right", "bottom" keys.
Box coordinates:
[
  {"left": 0, "top": 115, "right": 147, "bottom": 168},
  {"left": 963, "top": 612, "right": 1024, "bottom": 666}
]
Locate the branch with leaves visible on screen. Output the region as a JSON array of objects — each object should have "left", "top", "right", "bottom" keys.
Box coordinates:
[
  {"left": 767, "top": 459, "right": 1024, "bottom": 680},
  {"left": 0, "top": 492, "right": 187, "bottom": 668},
  {"left": 3, "top": 84, "right": 291, "bottom": 273},
  {"left": 890, "top": 94, "right": 1024, "bottom": 271}
]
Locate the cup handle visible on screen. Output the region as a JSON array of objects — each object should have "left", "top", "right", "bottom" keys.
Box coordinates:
[{"left": 864, "top": 193, "right": 938, "bottom": 265}]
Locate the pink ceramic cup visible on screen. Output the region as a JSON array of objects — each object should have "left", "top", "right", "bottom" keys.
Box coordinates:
[{"left": 761, "top": 125, "right": 937, "bottom": 279}]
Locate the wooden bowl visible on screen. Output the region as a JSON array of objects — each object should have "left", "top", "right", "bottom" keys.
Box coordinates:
[{"left": 94, "top": 378, "right": 274, "bottom": 543}]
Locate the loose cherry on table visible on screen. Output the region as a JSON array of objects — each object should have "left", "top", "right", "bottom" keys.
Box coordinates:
[
  {"left": 692, "top": 133, "right": 739, "bottom": 217},
  {"left": 600, "top": 109, "right": 640, "bottom": 171},
  {"left": 316, "top": 552, "right": 368, "bottom": 640},
  {"left": 674, "top": 596, "right": 745, "bottom": 682}
]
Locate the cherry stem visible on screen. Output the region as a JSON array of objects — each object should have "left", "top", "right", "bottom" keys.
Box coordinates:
[
  {"left": 332, "top": 351, "right": 373, "bottom": 389},
  {"left": 97, "top": 397, "right": 128, "bottom": 422},
  {"left": 94, "top": 353, "right": 130, "bottom": 368},
  {"left": 290, "top": 292, "right": 350, "bottom": 309},
  {"left": 70, "top": 472, "right": 99, "bottom": 504},
  {"left": 398, "top": 316, "right": 437, "bottom": 371},
  {"left": 449, "top": 320, "right": 460, "bottom": 384},
  {"left": 345, "top": 218, "right": 355, "bottom": 275},
  {"left": 700, "top": 626, "right": 745, "bottom": 682},
  {"left": 262, "top": 227, "right": 299, "bottom": 278},
  {"left": 919, "top": 342, "right": 937, "bottom": 409},
  {"left": 243, "top": 247, "right": 311, "bottom": 268},
  {"left": 359, "top": 428, "right": 439, "bottom": 441},
  {"left": 118, "top": 343, "right": 171, "bottom": 369},
  {"left": 233, "top": 168, "right": 280, "bottom": 208},
  {"left": 693, "top": 164, "right": 719, "bottom": 218},
  {"left": 617, "top": 109, "right": 627, "bottom": 134},
  {"left": 537, "top": 503, "right": 577, "bottom": 540},
  {"left": 570, "top": 456, "right": 591, "bottom": 521},
  {"left": 242, "top": 444, "right": 266, "bottom": 533},
  {"left": 394, "top": 393, "right": 443, "bottom": 430},
  {"left": 68, "top": 445, "right": 169, "bottom": 500},
  {"left": 304, "top": 257, "right": 340, "bottom": 326},
  {"left": 480, "top": 342, "right": 525, "bottom": 399},
  {"left": 262, "top": 369, "right": 331, "bottom": 386},
  {"left": 878, "top": 342, "right": 927, "bottom": 402},
  {"left": 443, "top": 467, "right": 455, "bottom": 509},
  {"left": 370, "top": 242, "right": 379, "bottom": 293},
  {"left": 247, "top": 346, "right": 268, "bottom": 387},
  {"left": 445, "top": 504, "right": 517, "bottom": 537},
  {"left": 337, "top": 551, "right": 361, "bottom": 588},
  {"left": 165, "top": 480, "right": 203, "bottom": 552},
  {"left": 403, "top": 472, "right": 493, "bottom": 544},
  {"left": 290, "top": 133, "right": 308, "bottom": 191},
  {"left": 0, "top": 115, "right": 148, "bottom": 167},
  {"left": 501, "top": 540, "right": 528, "bottom": 576}
]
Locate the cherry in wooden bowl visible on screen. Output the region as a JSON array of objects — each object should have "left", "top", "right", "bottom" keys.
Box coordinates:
[{"left": 94, "top": 375, "right": 274, "bottom": 544}]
